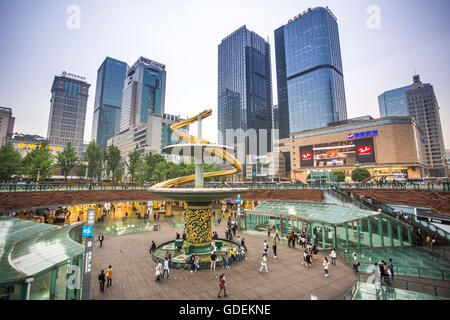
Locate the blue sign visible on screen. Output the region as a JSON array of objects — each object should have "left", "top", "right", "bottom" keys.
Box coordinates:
[
  {"left": 348, "top": 130, "right": 378, "bottom": 140},
  {"left": 82, "top": 226, "right": 93, "bottom": 237}
]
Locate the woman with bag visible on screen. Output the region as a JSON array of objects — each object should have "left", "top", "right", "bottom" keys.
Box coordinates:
[
  {"left": 218, "top": 274, "right": 227, "bottom": 298},
  {"left": 259, "top": 253, "right": 268, "bottom": 273}
]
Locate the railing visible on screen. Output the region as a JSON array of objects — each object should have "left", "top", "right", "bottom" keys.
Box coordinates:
[
  {"left": 0, "top": 183, "right": 149, "bottom": 192},
  {"left": 203, "top": 182, "right": 450, "bottom": 192},
  {"left": 357, "top": 272, "right": 450, "bottom": 298},
  {"left": 330, "top": 187, "right": 450, "bottom": 244},
  {"left": 337, "top": 249, "right": 450, "bottom": 281},
  {"left": 340, "top": 275, "right": 360, "bottom": 300}
]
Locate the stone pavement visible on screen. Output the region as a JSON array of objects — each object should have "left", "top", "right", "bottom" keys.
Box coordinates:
[{"left": 89, "top": 218, "right": 355, "bottom": 300}]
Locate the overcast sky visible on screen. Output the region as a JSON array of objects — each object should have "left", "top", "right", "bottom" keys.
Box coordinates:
[{"left": 0, "top": 0, "right": 449, "bottom": 148}]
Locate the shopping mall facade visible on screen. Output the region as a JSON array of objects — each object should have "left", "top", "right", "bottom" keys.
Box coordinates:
[{"left": 278, "top": 116, "right": 431, "bottom": 182}]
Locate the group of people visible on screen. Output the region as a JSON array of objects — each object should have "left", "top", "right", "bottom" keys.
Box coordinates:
[
  {"left": 371, "top": 258, "right": 395, "bottom": 287},
  {"left": 97, "top": 265, "right": 113, "bottom": 292},
  {"left": 155, "top": 252, "right": 171, "bottom": 283}
]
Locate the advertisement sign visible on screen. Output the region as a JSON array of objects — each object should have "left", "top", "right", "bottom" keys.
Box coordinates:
[
  {"left": 354, "top": 138, "right": 376, "bottom": 163},
  {"left": 348, "top": 130, "right": 378, "bottom": 140},
  {"left": 82, "top": 226, "right": 93, "bottom": 237},
  {"left": 299, "top": 146, "right": 314, "bottom": 167}
]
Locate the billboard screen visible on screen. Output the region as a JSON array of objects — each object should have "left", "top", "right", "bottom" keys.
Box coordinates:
[
  {"left": 354, "top": 137, "right": 376, "bottom": 163},
  {"left": 299, "top": 145, "right": 314, "bottom": 167}
]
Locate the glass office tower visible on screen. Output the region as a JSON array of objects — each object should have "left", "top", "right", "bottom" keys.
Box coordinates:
[
  {"left": 378, "top": 85, "right": 413, "bottom": 117},
  {"left": 218, "top": 25, "right": 273, "bottom": 162},
  {"left": 275, "top": 7, "right": 347, "bottom": 138},
  {"left": 91, "top": 57, "right": 128, "bottom": 150},
  {"left": 47, "top": 73, "right": 90, "bottom": 156},
  {"left": 378, "top": 75, "right": 447, "bottom": 177},
  {"left": 119, "top": 56, "right": 166, "bottom": 132}
]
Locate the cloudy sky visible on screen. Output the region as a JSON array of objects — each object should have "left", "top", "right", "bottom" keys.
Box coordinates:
[{"left": 0, "top": 0, "right": 449, "bottom": 148}]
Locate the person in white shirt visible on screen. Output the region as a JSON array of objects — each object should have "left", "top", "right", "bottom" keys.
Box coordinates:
[
  {"left": 259, "top": 253, "right": 268, "bottom": 273},
  {"left": 330, "top": 249, "right": 337, "bottom": 265},
  {"left": 163, "top": 258, "right": 170, "bottom": 279},
  {"left": 155, "top": 261, "right": 163, "bottom": 282}
]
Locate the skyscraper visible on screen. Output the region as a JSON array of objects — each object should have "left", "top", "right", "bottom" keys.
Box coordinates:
[
  {"left": 406, "top": 76, "right": 447, "bottom": 177},
  {"left": 119, "top": 56, "right": 166, "bottom": 132},
  {"left": 275, "top": 7, "right": 347, "bottom": 138},
  {"left": 218, "top": 25, "right": 273, "bottom": 163},
  {"left": 107, "top": 56, "right": 185, "bottom": 158},
  {"left": 378, "top": 75, "right": 447, "bottom": 177},
  {"left": 47, "top": 72, "right": 90, "bottom": 156},
  {"left": 91, "top": 57, "right": 128, "bottom": 150}
]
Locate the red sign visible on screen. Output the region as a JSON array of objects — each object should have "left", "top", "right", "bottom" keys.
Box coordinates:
[
  {"left": 358, "top": 146, "right": 372, "bottom": 155},
  {"left": 301, "top": 152, "right": 312, "bottom": 160}
]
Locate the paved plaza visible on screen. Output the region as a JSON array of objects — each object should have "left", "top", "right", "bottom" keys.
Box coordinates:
[{"left": 89, "top": 215, "right": 356, "bottom": 300}]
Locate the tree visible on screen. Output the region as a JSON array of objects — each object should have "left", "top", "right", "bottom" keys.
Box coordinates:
[
  {"left": 105, "top": 145, "right": 122, "bottom": 183},
  {"left": 333, "top": 170, "right": 346, "bottom": 183},
  {"left": 55, "top": 142, "right": 78, "bottom": 182},
  {"left": 75, "top": 163, "right": 87, "bottom": 178},
  {"left": 142, "top": 152, "right": 166, "bottom": 182},
  {"left": 126, "top": 151, "right": 142, "bottom": 183},
  {"left": 351, "top": 168, "right": 371, "bottom": 182},
  {"left": 0, "top": 143, "right": 22, "bottom": 181},
  {"left": 22, "top": 143, "right": 54, "bottom": 181},
  {"left": 86, "top": 141, "right": 103, "bottom": 181}
]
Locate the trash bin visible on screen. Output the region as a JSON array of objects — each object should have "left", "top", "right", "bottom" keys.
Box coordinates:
[
  {"left": 214, "top": 240, "right": 223, "bottom": 250},
  {"left": 153, "top": 224, "right": 159, "bottom": 231}
]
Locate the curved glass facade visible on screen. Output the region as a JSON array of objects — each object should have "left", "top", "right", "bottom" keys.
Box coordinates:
[
  {"left": 91, "top": 57, "right": 128, "bottom": 150},
  {"left": 275, "top": 7, "right": 347, "bottom": 137}
]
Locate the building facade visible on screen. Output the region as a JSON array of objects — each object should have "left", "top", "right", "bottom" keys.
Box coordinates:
[
  {"left": 245, "top": 152, "right": 286, "bottom": 181},
  {"left": 378, "top": 75, "right": 447, "bottom": 177},
  {"left": 91, "top": 57, "right": 128, "bottom": 151},
  {"left": 119, "top": 56, "right": 166, "bottom": 132},
  {"left": 0, "top": 107, "right": 15, "bottom": 146},
  {"left": 275, "top": 7, "right": 347, "bottom": 139},
  {"left": 8, "top": 133, "right": 63, "bottom": 157},
  {"left": 46, "top": 73, "right": 90, "bottom": 156},
  {"left": 218, "top": 25, "right": 273, "bottom": 164},
  {"left": 278, "top": 116, "right": 428, "bottom": 182}
]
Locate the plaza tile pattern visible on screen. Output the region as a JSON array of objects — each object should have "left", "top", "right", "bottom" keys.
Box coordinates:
[{"left": 89, "top": 218, "right": 355, "bottom": 300}]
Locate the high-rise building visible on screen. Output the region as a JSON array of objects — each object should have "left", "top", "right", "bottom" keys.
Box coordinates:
[
  {"left": 378, "top": 75, "right": 447, "bottom": 177},
  {"left": 91, "top": 57, "right": 128, "bottom": 150},
  {"left": 218, "top": 25, "right": 273, "bottom": 163},
  {"left": 275, "top": 7, "right": 347, "bottom": 138},
  {"left": 47, "top": 72, "right": 90, "bottom": 156},
  {"left": 0, "top": 106, "right": 15, "bottom": 146},
  {"left": 406, "top": 76, "right": 447, "bottom": 177},
  {"left": 119, "top": 56, "right": 166, "bottom": 132},
  {"left": 107, "top": 57, "right": 187, "bottom": 159}
]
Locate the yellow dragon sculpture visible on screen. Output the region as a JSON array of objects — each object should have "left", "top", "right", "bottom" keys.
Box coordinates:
[{"left": 152, "top": 109, "right": 242, "bottom": 188}]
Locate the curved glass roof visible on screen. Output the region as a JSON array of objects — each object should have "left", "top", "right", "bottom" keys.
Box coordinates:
[
  {"left": 248, "top": 201, "right": 379, "bottom": 225},
  {"left": 0, "top": 217, "right": 84, "bottom": 284}
]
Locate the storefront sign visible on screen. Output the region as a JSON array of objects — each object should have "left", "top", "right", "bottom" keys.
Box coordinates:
[
  {"left": 348, "top": 130, "right": 378, "bottom": 140},
  {"left": 82, "top": 226, "right": 93, "bottom": 237},
  {"left": 301, "top": 152, "right": 312, "bottom": 160},
  {"left": 358, "top": 146, "right": 372, "bottom": 155}
]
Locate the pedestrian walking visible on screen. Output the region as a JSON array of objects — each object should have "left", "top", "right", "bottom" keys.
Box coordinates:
[
  {"left": 259, "top": 253, "right": 268, "bottom": 273},
  {"left": 267, "top": 225, "right": 271, "bottom": 237},
  {"left": 274, "top": 228, "right": 280, "bottom": 242},
  {"left": 323, "top": 257, "right": 330, "bottom": 277},
  {"left": 150, "top": 241, "right": 156, "bottom": 255},
  {"left": 272, "top": 242, "right": 277, "bottom": 259},
  {"left": 98, "top": 270, "right": 106, "bottom": 292},
  {"left": 98, "top": 234, "right": 104, "bottom": 248},
  {"left": 163, "top": 258, "right": 170, "bottom": 279},
  {"left": 194, "top": 255, "right": 200, "bottom": 272},
  {"left": 218, "top": 274, "right": 227, "bottom": 298},
  {"left": 352, "top": 253, "right": 360, "bottom": 275},
  {"left": 312, "top": 244, "right": 319, "bottom": 260},
  {"left": 330, "top": 249, "right": 337, "bottom": 265},
  {"left": 387, "top": 258, "right": 394, "bottom": 281},
  {"left": 210, "top": 251, "right": 217, "bottom": 271},
  {"left": 106, "top": 265, "right": 112, "bottom": 287},
  {"left": 155, "top": 261, "right": 163, "bottom": 282},
  {"left": 263, "top": 240, "right": 269, "bottom": 254}
]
